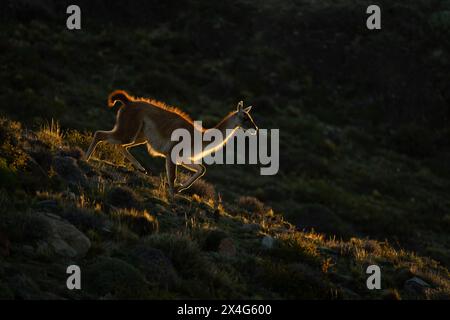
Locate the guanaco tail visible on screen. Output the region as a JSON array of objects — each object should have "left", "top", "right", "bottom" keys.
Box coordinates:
[{"left": 83, "top": 90, "right": 258, "bottom": 195}]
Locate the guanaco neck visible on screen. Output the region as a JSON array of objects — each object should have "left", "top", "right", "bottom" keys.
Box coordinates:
[
  {"left": 212, "top": 112, "right": 239, "bottom": 138},
  {"left": 191, "top": 113, "right": 240, "bottom": 161}
]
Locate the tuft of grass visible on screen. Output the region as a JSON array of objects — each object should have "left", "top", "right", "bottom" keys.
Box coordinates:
[
  {"left": 111, "top": 208, "right": 159, "bottom": 236},
  {"left": 237, "top": 196, "right": 267, "bottom": 216},
  {"left": 36, "top": 119, "right": 63, "bottom": 149}
]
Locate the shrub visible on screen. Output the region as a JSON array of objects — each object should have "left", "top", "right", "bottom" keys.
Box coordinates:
[
  {"left": 0, "top": 210, "right": 51, "bottom": 243},
  {"left": 237, "top": 196, "right": 266, "bottom": 215},
  {"left": 58, "top": 146, "right": 84, "bottom": 160},
  {"left": 129, "top": 245, "right": 179, "bottom": 289},
  {"left": 0, "top": 158, "right": 18, "bottom": 189},
  {"left": 52, "top": 156, "right": 87, "bottom": 186},
  {"left": 201, "top": 230, "right": 229, "bottom": 252},
  {"left": 106, "top": 186, "right": 142, "bottom": 209},
  {"left": 62, "top": 206, "right": 109, "bottom": 232},
  {"left": 143, "top": 234, "right": 240, "bottom": 298},
  {"left": 29, "top": 147, "right": 53, "bottom": 171},
  {"left": 111, "top": 208, "right": 159, "bottom": 236},
  {"left": 85, "top": 257, "right": 150, "bottom": 299},
  {"left": 0, "top": 117, "right": 28, "bottom": 170},
  {"left": 144, "top": 234, "right": 206, "bottom": 279},
  {"left": 183, "top": 178, "right": 216, "bottom": 200}
]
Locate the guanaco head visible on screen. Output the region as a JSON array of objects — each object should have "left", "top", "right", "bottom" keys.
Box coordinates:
[{"left": 234, "top": 101, "right": 258, "bottom": 135}]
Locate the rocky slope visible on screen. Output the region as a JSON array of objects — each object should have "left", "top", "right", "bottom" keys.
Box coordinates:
[{"left": 0, "top": 117, "right": 449, "bottom": 300}]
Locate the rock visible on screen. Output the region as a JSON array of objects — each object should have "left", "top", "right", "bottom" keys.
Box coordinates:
[
  {"left": 218, "top": 238, "right": 236, "bottom": 257},
  {"left": 36, "top": 212, "right": 91, "bottom": 258},
  {"left": 261, "top": 235, "right": 275, "bottom": 249},
  {"left": 405, "top": 277, "right": 431, "bottom": 294},
  {"left": 37, "top": 238, "right": 76, "bottom": 258},
  {"left": 52, "top": 156, "right": 87, "bottom": 186}
]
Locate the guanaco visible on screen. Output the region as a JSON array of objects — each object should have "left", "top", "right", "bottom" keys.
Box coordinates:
[{"left": 83, "top": 90, "right": 258, "bottom": 195}]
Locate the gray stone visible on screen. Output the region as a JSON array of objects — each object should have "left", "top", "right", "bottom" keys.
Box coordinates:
[
  {"left": 405, "top": 277, "right": 431, "bottom": 294},
  {"left": 261, "top": 235, "right": 275, "bottom": 249}
]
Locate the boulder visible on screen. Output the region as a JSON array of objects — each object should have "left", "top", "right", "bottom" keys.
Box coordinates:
[
  {"left": 36, "top": 212, "right": 91, "bottom": 258},
  {"left": 261, "top": 235, "right": 275, "bottom": 249},
  {"left": 404, "top": 277, "right": 431, "bottom": 295}
]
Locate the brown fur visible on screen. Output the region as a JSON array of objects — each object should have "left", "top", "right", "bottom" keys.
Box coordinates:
[{"left": 84, "top": 90, "right": 258, "bottom": 196}]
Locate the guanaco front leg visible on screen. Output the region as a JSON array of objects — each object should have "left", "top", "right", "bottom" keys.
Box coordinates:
[
  {"left": 84, "top": 130, "right": 116, "bottom": 161},
  {"left": 177, "top": 163, "right": 206, "bottom": 193}
]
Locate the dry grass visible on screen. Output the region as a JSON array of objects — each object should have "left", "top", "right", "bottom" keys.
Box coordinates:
[{"left": 36, "top": 119, "right": 63, "bottom": 149}]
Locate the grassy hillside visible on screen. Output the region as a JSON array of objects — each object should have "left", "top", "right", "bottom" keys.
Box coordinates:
[
  {"left": 0, "top": 117, "right": 449, "bottom": 299},
  {"left": 0, "top": 0, "right": 449, "bottom": 299}
]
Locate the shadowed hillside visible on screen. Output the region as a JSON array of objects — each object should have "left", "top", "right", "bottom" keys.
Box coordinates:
[
  {"left": 0, "top": 117, "right": 449, "bottom": 299},
  {"left": 1, "top": 0, "right": 450, "bottom": 299}
]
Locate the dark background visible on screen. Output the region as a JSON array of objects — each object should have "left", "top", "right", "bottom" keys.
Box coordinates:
[{"left": 0, "top": 0, "right": 449, "bottom": 298}]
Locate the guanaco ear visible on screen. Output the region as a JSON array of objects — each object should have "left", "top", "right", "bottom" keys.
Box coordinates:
[
  {"left": 243, "top": 106, "right": 252, "bottom": 113},
  {"left": 237, "top": 101, "right": 244, "bottom": 112}
]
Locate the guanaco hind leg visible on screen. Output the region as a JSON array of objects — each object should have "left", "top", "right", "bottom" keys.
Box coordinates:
[
  {"left": 177, "top": 163, "right": 206, "bottom": 193},
  {"left": 165, "top": 157, "right": 178, "bottom": 196}
]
